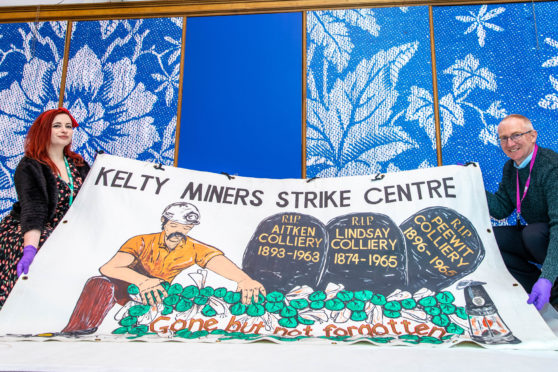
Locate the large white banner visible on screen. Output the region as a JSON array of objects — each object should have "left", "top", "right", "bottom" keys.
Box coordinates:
[{"left": 0, "top": 154, "right": 556, "bottom": 349}]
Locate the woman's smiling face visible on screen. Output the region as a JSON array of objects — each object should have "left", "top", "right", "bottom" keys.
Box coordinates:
[{"left": 50, "top": 113, "right": 74, "bottom": 149}]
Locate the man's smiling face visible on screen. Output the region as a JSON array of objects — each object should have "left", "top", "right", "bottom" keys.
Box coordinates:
[{"left": 498, "top": 117, "right": 537, "bottom": 166}]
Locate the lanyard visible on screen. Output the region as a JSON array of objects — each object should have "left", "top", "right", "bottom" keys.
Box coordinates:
[
  {"left": 63, "top": 156, "right": 75, "bottom": 206},
  {"left": 516, "top": 144, "right": 538, "bottom": 226}
]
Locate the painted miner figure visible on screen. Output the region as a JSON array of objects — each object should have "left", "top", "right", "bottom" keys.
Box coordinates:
[{"left": 62, "top": 202, "right": 266, "bottom": 334}]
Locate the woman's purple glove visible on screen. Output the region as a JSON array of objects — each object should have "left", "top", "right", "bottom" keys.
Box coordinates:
[
  {"left": 16, "top": 245, "right": 37, "bottom": 277},
  {"left": 527, "top": 278, "right": 552, "bottom": 310}
]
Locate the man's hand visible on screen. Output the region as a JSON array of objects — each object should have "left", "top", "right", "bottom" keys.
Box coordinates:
[
  {"left": 205, "top": 255, "right": 267, "bottom": 304},
  {"left": 527, "top": 278, "right": 552, "bottom": 310},
  {"left": 237, "top": 278, "right": 266, "bottom": 305},
  {"left": 137, "top": 278, "right": 168, "bottom": 305}
]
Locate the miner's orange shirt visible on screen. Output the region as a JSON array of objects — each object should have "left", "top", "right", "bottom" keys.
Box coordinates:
[{"left": 118, "top": 232, "right": 223, "bottom": 282}]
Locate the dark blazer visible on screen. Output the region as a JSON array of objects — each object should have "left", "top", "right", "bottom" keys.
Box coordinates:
[{"left": 10, "top": 156, "right": 90, "bottom": 234}]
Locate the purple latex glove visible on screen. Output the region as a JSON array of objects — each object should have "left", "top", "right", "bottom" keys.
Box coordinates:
[
  {"left": 16, "top": 245, "right": 37, "bottom": 277},
  {"left": 527, "top": 278, "right": 552, "bottom": 310}
]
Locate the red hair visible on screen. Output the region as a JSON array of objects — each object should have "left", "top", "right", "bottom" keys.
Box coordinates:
[{"left": 24, "top": 108, "right": 85, "bottom": 173}]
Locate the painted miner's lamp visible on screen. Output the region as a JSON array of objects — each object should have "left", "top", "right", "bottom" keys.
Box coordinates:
[{"left": 458, "top": 280, "right": 520, "bottom": 345}]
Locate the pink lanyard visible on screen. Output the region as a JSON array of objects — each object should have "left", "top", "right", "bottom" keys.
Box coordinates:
[{"left": 516, "top": 144, "right": 538, "bottom": 226}]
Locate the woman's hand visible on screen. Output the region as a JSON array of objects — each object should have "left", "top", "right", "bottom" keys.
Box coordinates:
[{"left": 16, "top": 245, "right": 37, "bottom": 277}]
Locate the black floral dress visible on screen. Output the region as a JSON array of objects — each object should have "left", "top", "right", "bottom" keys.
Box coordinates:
[{"left": 0, "top": 161, "right": 85, "bottom": 308}]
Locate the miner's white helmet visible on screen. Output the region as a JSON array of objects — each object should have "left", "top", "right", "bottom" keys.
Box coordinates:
[{"left": 162, "top": 202, "right": 200, "bottom": 225}]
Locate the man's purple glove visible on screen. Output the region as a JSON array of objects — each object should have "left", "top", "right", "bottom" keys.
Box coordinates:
[
  {"left": 527, "top": 278, "right": 552, "bottom": 310},
  {"left": 16, "top": 245, "right": 37, "bottom": 277}
]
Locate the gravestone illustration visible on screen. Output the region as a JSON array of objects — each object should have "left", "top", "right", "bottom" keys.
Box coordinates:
[
  {"left": 318, "top": 212, "right": 407, "bottom": 294},
  {"left": 400, "top": 207, "right": 485, "bottom": 292},
  {"left": 242, "top": 212, "right": 327, "bottom": 293}
]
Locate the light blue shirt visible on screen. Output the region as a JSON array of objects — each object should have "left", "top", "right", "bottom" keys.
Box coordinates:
[{"left": 514, "top": 149, "right": 534, "bottom": 169}]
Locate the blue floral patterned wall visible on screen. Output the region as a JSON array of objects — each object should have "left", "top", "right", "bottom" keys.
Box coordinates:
[
  {"left": 434, "top": 2, "right": 558, "bottom": 193},
  {"left": 305, "top": 2, "right": 558, "bottom": 223},
  {"left": 0, "top": 18, "right": 182, "bottom": 218},
  {"left": 306, "top": 6, "right": 436, "bottom": 178},
  {"left": 434, "top": 2, "right": 558, "bottom": 224},
  {"left": 0, "top": 21, "right": 67, "bottom": 216},
  {"left": 66, "top": 18, "right": 182, "bottom": 166}
]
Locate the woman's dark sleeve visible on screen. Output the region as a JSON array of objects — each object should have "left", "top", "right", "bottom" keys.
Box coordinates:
[{"left": 13, "top": 158, "right": 50, "bottom": 234}]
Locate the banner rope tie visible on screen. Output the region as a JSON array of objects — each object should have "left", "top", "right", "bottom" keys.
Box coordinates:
[
  {"left": 371, "top": 173, "right": 385, "bottom": 181},
  {"left": 220, "top": 172, "right": 234, "bottom": 180}
]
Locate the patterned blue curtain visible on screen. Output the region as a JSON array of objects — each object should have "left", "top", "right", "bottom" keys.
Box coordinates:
[
  {"left": 0, "top": 21, "right": 66, "bottom": 216},
  {"left": 66, "top": 18, "right": 182, "bottom": 166},
  {"left": 434, "top": 2, "right": 558, "bottom": 183},
  {"left": 434, "top": 2, "right": 558, "bottom": 224},
  {"left": 306, "top": 6, "right": 436, "bottom": 178},
  {"left": 0, "top": 18, "right": 182, "bottom": 218}
]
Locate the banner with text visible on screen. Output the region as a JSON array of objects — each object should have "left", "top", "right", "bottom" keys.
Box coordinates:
[{"left": 0, "top": 154, "right": 556, "bottom": 349}]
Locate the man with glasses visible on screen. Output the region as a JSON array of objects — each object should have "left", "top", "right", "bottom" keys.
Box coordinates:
[{"left": 487, "top": 114, "right": 558, "bottom": 311}]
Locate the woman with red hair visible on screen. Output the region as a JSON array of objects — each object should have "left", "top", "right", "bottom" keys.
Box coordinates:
[{"left": 0, "top": 108, "right": 90, "bottom": 308}]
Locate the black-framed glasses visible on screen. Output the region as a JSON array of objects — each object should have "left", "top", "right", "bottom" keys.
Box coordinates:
[{"left": 499, "top": 130, "right": 532, "bottom": 144}]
